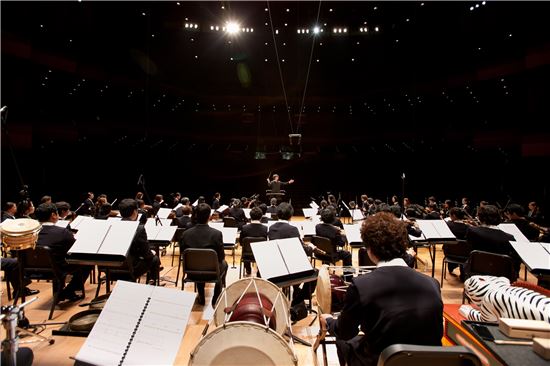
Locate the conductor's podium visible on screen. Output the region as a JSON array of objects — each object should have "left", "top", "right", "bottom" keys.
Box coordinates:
[{"left": 266, "top": 190, "right": 286, "bottom": 202}]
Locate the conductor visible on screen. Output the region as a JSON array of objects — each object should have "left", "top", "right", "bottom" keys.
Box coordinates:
[{"left": 266, "top": 173, "right": 295, "bottom": 203}]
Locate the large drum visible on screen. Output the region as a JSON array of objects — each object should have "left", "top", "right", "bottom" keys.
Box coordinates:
[
  {"left": 190, "top": 278, "right": 296, "bottom": 366},
  {"left": 0, "top": 218, "right": 41, "bottom": 251},
  {"left": 316, "top": 265, "right": 348, "bottom": 314}
]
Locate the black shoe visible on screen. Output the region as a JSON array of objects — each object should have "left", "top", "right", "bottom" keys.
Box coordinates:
[
  {"left": 58, "top": 290, "right": 83, "bottom": 302},
  {"left": 23, "top": 288, "right": 39, "bottom": 296},
  {"left": 196, "top": 295, "right": 205, "bottom": 306}
]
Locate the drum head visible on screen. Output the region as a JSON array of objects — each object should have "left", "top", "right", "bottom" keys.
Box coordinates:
[
  {"left": 316, "top": 265, "right": 331, "bottom": 314},
  {"left": 190, "top": 322, "right": 296, "bottom": 366},
  {"left": 214, "top": 278, "right": 290, "bottom": 336},
  {"left": 68, "top": 309, "right": 102, "bottom": 332},
  {"left": 0, "top": 218, "right": 41, "bottom": 235}
]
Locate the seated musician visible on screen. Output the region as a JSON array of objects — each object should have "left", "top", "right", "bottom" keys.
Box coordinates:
[
  {"left": 315, "top": 208, "right": 352, "bottom": 267},
  {"left": 443, "top": 207, "right": 471, "bottom": 281},
  {"left": 2, "top": 201, "right": 17, "bottom": 222},
  {"left": 266, "top": 198, "right": 278, "bottom": 215},
  {"left": 228, "top": 198, "right": 247, "bottom": 229},
  {"left": 181, "top": 203, "right": 228, "bottom": 306},
  {"left": 35, "top": 203, "right": 91, "bottom": 301},
  {"left": 1, "top": 257, "right": 39, "bottom": 296},
  {"left": 174, "top": 205, "right": 193, "bottom": 229},
  {"left": 119, "top": 199, "right": 161, "bottom": 285},
  {"left": 321, "top": 212, "right": 443, "bottom": 366},
  {"left": 240, "top": 207, "right": 268, "bottom": 276},
  {"left": 504, "top": 203, "right": 541, "bottom": 241},
  {"left": 465, "top": 204, "right": 520, "bottom": 277}
]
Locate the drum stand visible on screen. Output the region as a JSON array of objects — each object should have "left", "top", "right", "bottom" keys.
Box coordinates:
[{"left": 1, "top": 298, "right": 55, "bottom": 366}]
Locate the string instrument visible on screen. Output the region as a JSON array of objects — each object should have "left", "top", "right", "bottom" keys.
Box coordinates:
[{"left": 529, "top": 221, "right": 549, "bottom": 241}]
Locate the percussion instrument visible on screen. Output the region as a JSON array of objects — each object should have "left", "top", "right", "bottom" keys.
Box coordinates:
[
  {"left": 190, "top": 278, "right": 297, "bottom": 366},
  {"left": 68, "top": 309, "right": 101, "bottom": 332},
  {"left": 189, "top": 322, "right": 297, "bottom": 366},
  {"left": 0, "top": 218, "right": 41, "bottom": 251},
  {"left": 315, "top": 265, "right": 347, "bottom": 315}
]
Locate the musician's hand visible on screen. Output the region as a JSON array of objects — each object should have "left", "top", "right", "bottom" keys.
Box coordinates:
[{"left": 289, "top": 179, "right": 295, "bottom": 184}]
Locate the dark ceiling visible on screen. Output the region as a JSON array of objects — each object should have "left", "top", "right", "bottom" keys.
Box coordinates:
[{"left": 2, "top": 1, "right": 550, "bottom": 205}]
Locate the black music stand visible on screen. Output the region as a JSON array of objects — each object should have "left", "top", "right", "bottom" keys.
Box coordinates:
[{"left": 266, "top": 190, "right": 286, "bottom": 204}]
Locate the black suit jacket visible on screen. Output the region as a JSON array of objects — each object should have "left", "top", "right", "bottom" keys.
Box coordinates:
[
  {"left": 466, "top": 226, "right": 515, "bottom": 256},
  {"left": 446, "top": 221, "right": 469, "bottom": 240},
  {"left": 182, "top": 224, "right": 225, "bottom": 264},
  {"left": 36, "top": 224, "right": 76, "bottom": 266},
  {"left": 268, "top": 222, "right": 300, "bottom": 240},
  {"left": 315, "top": 223, "right": 345, "bottom": 248},
  {"left": 1, "top": 212, "right": 15, "bottom": 222},
  {"left": 327, "top": 266, "right": 443, "bottom": 366},
  {"left": 240, "top": 223, "right": 268, "bottom": 240},
  {"left": 174, "top": 215, "right": 193, "bottom": 229},
  {"left": 228, "top": 207, "right": 247, "bottom": 225}
]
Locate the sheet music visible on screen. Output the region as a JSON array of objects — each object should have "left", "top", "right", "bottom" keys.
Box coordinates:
[
  {"left": 173, "top": 203, "right": 183, "bottom": 211},
  {"left": 350, "top": 209, "right": 364, "bottom": 221},
  {"left": 510, "top": 241, "right": 550, "bottom": 272},
  {"left": 219, "top": 227, "right": 238, "bottom": 245},
  {"left": 216, "top": 205, "right": 229, "bottom": 213},
  {"left": 289, "top": 221, "right": 305, "bottom": 238},
  {"left": 69, "top": 215, "right": 93, "bottom": 230},
  {"left": 415, "top": 220, "right": 456, "bottom": 240},
  {"left": 310, "top": 201, "right": 319, "bottom": 209},
  {"left": 146, "top": 225, "right": 177, "bottom": 241},
  {"left": 208, "top": 222, "right": 224, "bottom": 231},
  {"left": 145, "top": 218, "right": 172, "bottom": 227},
  {"left": 277, "top": 237, "right": 313, "bottom": 274},
  {"left": 156, "top": 208, "right": 173, "bottom": 219},
  {"left": 302, "top": 208, "right": 317, "bottom": 218},
  {"left": 251, "top": 238, "right": 313, "bottom": 281},
  {"left": 76, "top": 281, "right": 196, "bottom": 366},
  {"left": 192, "top": 199, "right": 198, "bottom": 207},
  {"left": 498, "top": 223, "right": 529, "bottom": 242},
  {"left": 243, "top": 208, "right": 251, "bottom": 219},
  {"left": 68, "top": 221, "right": 139, "bottom": 256},
  {"left": 55, "top": 220, "right": 70, "bottom": 228},
  {"left": 300, "top": 221, "right": 316, "bottom": 236},
  {"left": 107, "top": 217, "right": 122, "bottom": 222},
  {"left": 344, "top": 224, "right": 362, "bottom": 244}
]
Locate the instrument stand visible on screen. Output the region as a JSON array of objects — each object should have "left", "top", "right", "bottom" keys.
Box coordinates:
[{"left": 1, "top": 298, "right": 55, "bottom": 366}]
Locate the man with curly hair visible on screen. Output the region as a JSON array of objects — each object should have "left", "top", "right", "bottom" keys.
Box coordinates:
[{"left": 320, "top": 212, "right": 443, "bottom": 366}]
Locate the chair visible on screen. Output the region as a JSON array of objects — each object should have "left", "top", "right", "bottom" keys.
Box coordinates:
[
  {"left": 223, "top": 216, "right": 238, "bottom": 228},
  {"left": 95, "top": 257, "right": 138, "bottom": 297},
  {"left": 463, "top": 250, "right": 517, "bottom": 303},
  {"left": 311, "top": 235, "right": 336, "bottom": 266},
  {"left": 377, "top": 344, "right": 482, "bottom": 366},
  {"left": 440, "top": 240, "right": 472, "bottom": 288},
  {"left": 180, "top": 249, "right": 225, "bottom": 299},
  {"left": 358, "top": 246, "right": 376, "bottom": 266},
  {"left": 170, "top": 228, "right": 187, "bottom": 266},
  {"left": 19, "top": 246, "right": 82, "bottom": 320},
  {"left": 239, "top": 237, "right": 265, "bottom": 279}
]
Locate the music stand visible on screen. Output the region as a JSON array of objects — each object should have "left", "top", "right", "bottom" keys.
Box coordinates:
[{"left": 266, "top": 190, "right": 286, "bottom": 204}]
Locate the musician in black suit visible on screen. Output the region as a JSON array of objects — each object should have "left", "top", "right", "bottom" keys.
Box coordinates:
[
  {"left": 424, "top": 203, "right": 441, "bottom": 220},
  {"left": 181, "top": 203, "right": 228, "bottom": 306},
  {"left": 228, "top": 198, "right": 247, "bottom": 229},
  {"left": 240, "top": 207, "right": 268, "bottom": 276},
  {"left": 212, "top": 192, "right": 221, "bottom": 210},
  {"left": 266, "top": 198, "right": 278, "bottom": 215},
  {"left": 315, "top": 209, "right": 352, "bottom": 266},
  {"left": 119, "top": 199, "right": 161, "bottom": 285},
  {"left": 504, "top": 203, "right": 540, "bottom": 241},
  {"left": 443, "top": 208, "right": 471, "bottom": 280},
  {"left": 465, "top": 204, "right": 519, "bottom": 276},
  {"left": 35, "top": 203, "right": 91, "bottom": 301},
  {"left": 80, "top": 192, "right": 95, "bottom": 216},
  {"left": 174, "top": 205, "right": 193, "bottom": 229},
  {"left": 1, "top": 202, "right": 17, "bottom": 222},
  {"left": 321, "top": 212, "right": 443, "bottom": 366}
]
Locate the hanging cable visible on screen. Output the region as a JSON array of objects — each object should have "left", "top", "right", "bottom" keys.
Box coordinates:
[
  {"left": 296, "top": 0, "right": 322, "bottom": 134},
  {"left": 267, "top": 1, "right": 294, "bottom": 134}
]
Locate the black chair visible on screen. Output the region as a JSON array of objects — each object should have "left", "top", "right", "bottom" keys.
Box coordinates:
[
  {"left": 95, "top": 257, "right": 138, "bottom": 297},
  {"left": 238, "top": 236, "right": 265, "bottom": 279},
  {"left": 170, "top": 228, "right": 187, "bottom": 267},
  {"left": 180, "top": 249, "right": 225, "bottom": 300},
  {"left": 358, "top": 246, "right": 376, "bottom": 266},
  {"left": 377, "top": 344, "right": 482, "bottom": 366},
  {"left": 19, "top": 246, "right": 83, "bottom": 320},
  {"left": 311, "top": 235, "right": 337, "bottom": 266},
  {"left": 223, "top": 216, "right": 238, "bottom": 228},
  {"left": 440, "top": 240, "right": 472, "bottom": 288},
  {"left": 463, "top": 250, "right": 517, "bottom": 303}
]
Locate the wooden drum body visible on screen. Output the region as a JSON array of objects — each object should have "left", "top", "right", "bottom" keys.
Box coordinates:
[
  {"left": 0, "top": 218, "right": 42, "bottom": 251},
  {"left": 316, "top": 265, "right": 348, "bottom": 314}
]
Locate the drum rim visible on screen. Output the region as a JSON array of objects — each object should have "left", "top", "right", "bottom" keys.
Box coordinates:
[
  {"left": 0, "top": 218, "right": 42, "bottom": 233},
  {"left": 189, "top": 321, "right": 297, "bottom": 365}
]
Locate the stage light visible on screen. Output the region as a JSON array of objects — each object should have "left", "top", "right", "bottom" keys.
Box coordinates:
[
  {"left": 225, "top": 21, "right": 240, "bottom": 34},
  {"left": 375, "top": 26, "right": 380, "bottom": 32},
  {"left": 313, "top": 26, "right": 320, "bottom": 34}
]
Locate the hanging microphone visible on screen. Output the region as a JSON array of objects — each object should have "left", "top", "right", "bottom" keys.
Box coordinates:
[{"left": 0, "top": 106, "right": 7, "bottom": 113}]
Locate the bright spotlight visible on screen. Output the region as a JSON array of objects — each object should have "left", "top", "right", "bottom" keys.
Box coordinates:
[
  {"left": 225, "top": 21, "right": 240, "bottom": 34},
  {"left": 313, "top": 26, "right": 320, "bottom": 34}
]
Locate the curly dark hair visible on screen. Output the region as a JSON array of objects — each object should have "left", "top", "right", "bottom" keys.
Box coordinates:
[{"left": 360, "top": 212, "right": 408, "bottom": 262}]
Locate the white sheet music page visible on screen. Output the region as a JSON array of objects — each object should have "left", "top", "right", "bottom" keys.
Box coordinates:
[
  {"left": 243, "top": 208, "right": 251, "bottom": 219},
  {"left": 54, "top": 220, "right": 70, "bottom": 228},
  {"left": 98, "top": 221, "right": 138, "bottom": 256},
  {"left": 75, "top": 281, "right": 195, "bottom": 366},
  {"left": 68, "top": 220, "right": 110, "bottom": 254},
  {"left": 251, "top": 240, "right": 289, "bottom": 280},
  {"left": 150, "top": 225, "right": 177, "bottom": 241},
  {"left": 416, "top": 220, "right": 455, "bottom": 240},
  {"left": 302, "top": 208, "right": 317, "bottom": 218},
  {"left": 310, "top": 201, "right": 319, "bottom": 209},
  {"left": 220, "top": 227, "right": 238, "bottom": 245},
  {"left": 301, "top": 221, "right": 316, "bottom": 236},
  {"left": 277, "top": 237, "right": 313, "bottom": 274},
  {"left": 430, "top": 220, "right": 456, "bottom": 239},
  {"left": 156, "top": 207, "right": 173, "bottom": 219},
  {"left": 344, "top": 224, "right": 362, "bottom": 244},
  {"left": 498, "top": 223, "right": 529, "bottom": 242},
  {"left": 510, "top": 241, "right": 550, "bottom": 272},
  {"left": 217, "top": 204, "right": 229, "bottom": 213}
]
